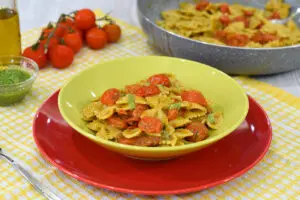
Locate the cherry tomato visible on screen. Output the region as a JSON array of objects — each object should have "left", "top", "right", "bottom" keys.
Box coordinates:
[
  {"left": 63, "top": 31, "right": 83, "bottom": 53},
  {"left": 181, "top": 90, "right": 208, "bottom": 106},
  {"left": 243, "top": 10, "right": 254, "bottom": 17},
  {"left": 100, "top": 88, "right": 120, "bottom": 105},
  {"left": 186, "top": 122, "right": 208, "bottom": 142},
  {"left": 233, "top": 16, "right": 249, "bottom": 28},
  {"left": 39, "top": 36, "right": 59, "bottom": 60},
  {"left": 56, "top": 18, "right": 74, "bottom": 37},
  {"left": 167, "top": 109, "right": 179, "bottom": 121},
  {"left": 125, "top": 84, "right": 146, "bottom": 97},
  {"left": 134, "top": 136, "right": 161, "bottom": 147},
  {"left": 132, "top": 104, "right": 148, "bottom": 118},
  {"left": 251, "top": 32, "right": 278, "bottom": 45},
  {"left": 269, "top": 11, "right": 280, "bottom": 20},
  {"left": 215, "top": 30, "right": 227, "bottom": 42},
  {"left": 147, "top": 74, "right": 171, "bottom": 87},
  {"left": 49, "top": 45, "right": 74, "bottom": 69},
  {"left": 85, "top": 27, "right": 108, "bottom": 49},
  {"left": 138, "top": 117, "right": 163, "bottom": 134},
  {"left": 226, "top": 33, "right": 249, "bottom": 47},
  {"left": 220, "top": 4, "right": 230, "bottom": 14},
  {"left": 75, "top": 9, "right": 96, "bottom": 30},
  {"left": 39, "top": 36, "right": 59, "bottom": 59},
  {"left": 219, "top": 15, "right": 231, "bottom": 26},
  {"left": 42, "top": 27, "right": 63, "bottom": 38},
  {"left": 107, "top": 116, "right": 127, "bottom": 129},
  {"left": 118, "top": 136, "right": 160, "bottom": 146},
  {"left": 195, "top": 0, "right": 209, "bottom": 11},
  {"left": 118, "top": 137, "right": 137, "bottom": 145},
  {"left": 22, "top": 43, "right": 47, "bottom": 69},
  {"left": 144, "top": 85, "right": 160, "bottom": 96},
  {"left": 103, "top": 23, "right": 122, "bottom": 43}
]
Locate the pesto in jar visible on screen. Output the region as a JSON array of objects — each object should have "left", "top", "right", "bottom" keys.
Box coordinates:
[{"left": 0, "top": 66, "right": 32, "bottom": 106}]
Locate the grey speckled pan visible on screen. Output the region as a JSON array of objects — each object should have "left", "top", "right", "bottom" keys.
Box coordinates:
[{"left": 137, "top": 0, "right": 300, "bottom": 75}]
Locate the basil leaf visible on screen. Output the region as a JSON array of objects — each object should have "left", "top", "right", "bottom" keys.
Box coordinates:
[
  {"left": 161, "top": 130, "right": 170, "bottom": 140},
  {"left": 128, "top": 94, "right": 136, "bottom": 110},
  {"left": 169, "top": 102, "right": 181, "bottom": 110},
  {"left": 207, "top": 113, "right": 216, "bottom": 124}
]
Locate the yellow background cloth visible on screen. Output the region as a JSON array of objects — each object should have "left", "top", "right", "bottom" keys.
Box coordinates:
[{"left": 0, "top": 10, "right": 299, "bottom": 200}]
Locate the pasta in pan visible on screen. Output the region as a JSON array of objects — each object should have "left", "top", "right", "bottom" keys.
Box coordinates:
[
  {"left": 156, "top": 0, "right": 300, "bottom": 47},
  {"left": 82, "top": 74, "right": 223, "bottom": 147}
]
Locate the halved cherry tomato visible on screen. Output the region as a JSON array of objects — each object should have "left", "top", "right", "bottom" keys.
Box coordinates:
[
  {"left": 138, "top": 117, "right": 163, "bottom": 134},
  {"left": 63, "top": 30, "right": 83, "bottom": 53},
  {"left": 215, "top": 30, "right": 227, "bottom": 42},
  {"left": 118, "top": 137, "right": 137, "bottom": 145},
  {"left": 74, "top": 8, "right": 96, "bottom": 30},
  {"left": 107, "top": 116, "right": 127, "bottom": 129},
  {"left": 219, "top": 15, "right": 231, "bottom": 26},
  {"left": 243, "top": 10, "right": 254, "bottom": 17},
  {"left": 100, "top": 88, "right": 120, "bottom": 105},
  {"left": 132, "top": 104, "right": 149, "bottom": 118},
  {"left": 251, "top": 32, "right": 278, "bottom": 44},
  {"left": 168, "top": 109, "right": 179, "bottom": 121},
  {"left": 134, "top": 136, "right": 161, "bottom": 147},
  {"left": 118, "top": 136, "right": 160, "bottom": 146},
  {"left": 233, "top": 16, "right": 249, "bottom": 28},
  {"left": 125, "top": 84, "right": 146, "bottom": 97},
  {"left": 85, "top": 27, "right": 108, "bottom": 49},
  {"left": 144, "top": 85, "right": 160, "bottom": 96},
  {"left": 181, "top": 90, "right": 208, "bottom": 106},
  {"left": 195, "top": 0, "right": 209, "bottom": 11},
  {"left": 49, "top": 45, "right": 74, "bottom": 69},
  {"left": 269, "top": 11, "right": 280, "bottom": 20},
  {"left": 147, "top": 74, "right": 171, "bottom": 87},
  {"left": 220, "top": 3, "right": 230, "bottom": 14},
  {"left": 225, "top": 33, "right": 249, "bottom": 47},
  {"left": 103, "top": 23, "right": 122, "bottom": 43},
  {"left": 186, "top": 122, "right": 208, "bottom": 142},
  {"left": 22, "top": 43, "right": 47, "bottom": 69}
]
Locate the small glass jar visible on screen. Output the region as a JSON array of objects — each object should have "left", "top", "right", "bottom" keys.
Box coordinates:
[{"left": 0, "top": 56, "right": 38, "bottom": 106}]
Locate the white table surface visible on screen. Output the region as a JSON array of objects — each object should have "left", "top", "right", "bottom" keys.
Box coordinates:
[{"left": 18, "top": 0, "right": 300, "bottom": 97}]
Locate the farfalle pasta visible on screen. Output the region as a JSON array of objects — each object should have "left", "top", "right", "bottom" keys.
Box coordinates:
[
  {"left": 156, "top": 0, "right": 300, "bottom": 47},
  {"left": 82, "top": 74, "right": 223, "bottom": 147}
]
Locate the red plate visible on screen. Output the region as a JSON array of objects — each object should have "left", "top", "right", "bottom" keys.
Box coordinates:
[{"left": 33, "top": 90, "right": 272, "bottom": 195}]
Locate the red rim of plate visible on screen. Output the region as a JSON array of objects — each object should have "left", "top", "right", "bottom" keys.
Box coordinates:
[{"left": 32, "top": 90, "right": 272, "bottom": 195}]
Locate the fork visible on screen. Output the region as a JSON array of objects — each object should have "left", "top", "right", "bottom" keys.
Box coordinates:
[{"left": 0, "top": 147, "right": 61, "bottom": 200}]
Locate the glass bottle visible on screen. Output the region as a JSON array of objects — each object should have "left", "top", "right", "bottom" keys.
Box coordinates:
[{"left": 0, "top": 0, "right": 21, "bottom": 56}]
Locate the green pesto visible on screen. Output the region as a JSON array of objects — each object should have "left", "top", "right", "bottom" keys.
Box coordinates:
[{"left": 0, "top": 68, "right": 32, "bottom": 106}]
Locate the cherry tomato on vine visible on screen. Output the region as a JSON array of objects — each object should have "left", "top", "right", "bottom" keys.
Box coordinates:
[
  {"left": 63, "top": 30, "right": 83, "bottom": 53},
  {"left": 85, "top": 27, "right": 108, "bottom": 49},
  {"left": 103, "top": 23, "right": 122, "bottom": 42},
  {"left": 74, "top": 9, "right": 96, "bottom": 30},
  {"left": 22, "top": 43, "right": 47, "bottom": 69},
  {"left": 49, "top": 45, "right": 74, "bottom": 69}
]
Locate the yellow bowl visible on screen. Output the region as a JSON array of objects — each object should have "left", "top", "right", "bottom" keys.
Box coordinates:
[{"left": 58, "top": 56, "right": 249, "bottom": 160}]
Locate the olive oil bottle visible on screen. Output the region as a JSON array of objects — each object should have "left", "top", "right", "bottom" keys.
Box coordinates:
[{"left": 0, "top": 1, "right": 21, "bottom": 56}]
